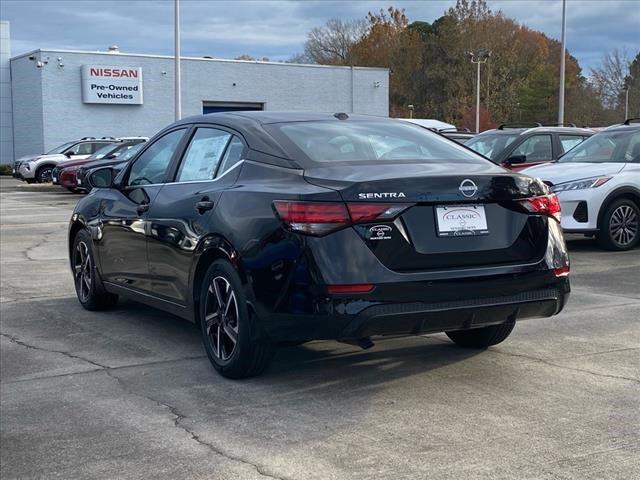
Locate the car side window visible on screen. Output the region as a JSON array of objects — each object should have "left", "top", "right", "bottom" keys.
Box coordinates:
[
  {"left": 128, "top": 129, "right": 186, "bottom": 186},
  {"left": 217, "top": 136, "right": 245, "bottom": 177},
  {"left": 89, "top": 142, "right": 110, "bottom": 153},
  {"left": 559, "top": 135, "right": 585, "bottom": 153},
  {"left": 75, "top": 142, "right": 96, "bottom": 155},
  {"left": 176, "top": 128, "right": 232, "bottom": 182},
  {"left": 511, "top": 135, "right": 552, "bottom": 161}
]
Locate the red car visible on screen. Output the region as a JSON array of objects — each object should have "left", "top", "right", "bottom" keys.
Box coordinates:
[{"left": 52, "top": 139, "right": 146, "bottom": 192}]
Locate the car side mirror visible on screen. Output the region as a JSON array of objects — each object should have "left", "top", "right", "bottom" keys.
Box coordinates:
[
  {"left": 64, "top": 151, "right": 73, "bottom": 158},
  {"left": 88, "top": 167, "right": 115, "bottom": 189},
  {"left": 504, "top": 154, "right": 527, "bottom": 165}
]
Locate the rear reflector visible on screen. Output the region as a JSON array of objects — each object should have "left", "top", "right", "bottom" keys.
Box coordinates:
[
  {"left": 554, "top": 265, "right": 570, "bottom": 277},
  {"left": 327, "top": 284, "right": 375, "bottom": 294},
  {"left": 519, "top": 194, "right": 562, "bottom": 222},
  {"left": 273, "top": 201, "right": 412, "bottom": 236}
]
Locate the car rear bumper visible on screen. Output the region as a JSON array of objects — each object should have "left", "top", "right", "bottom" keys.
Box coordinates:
[{"left": 257, "top": 274, "right": 570, "bottom": 341}]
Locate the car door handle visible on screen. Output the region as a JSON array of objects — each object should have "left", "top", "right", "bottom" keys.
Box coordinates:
[
  {"left": 195, "top": 200, "right": 215, "bottom": 214},
  {"left": 136, "top": 203, "right": 150, "bottom": 215}
]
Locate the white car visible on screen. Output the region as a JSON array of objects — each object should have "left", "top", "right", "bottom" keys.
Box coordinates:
[{"left": 522, "top": 120, "right": 639, "bottom": 250}]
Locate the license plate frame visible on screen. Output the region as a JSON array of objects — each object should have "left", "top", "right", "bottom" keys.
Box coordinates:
[{"left": 435, "top": 204, "right": 489, "bottom": 237}]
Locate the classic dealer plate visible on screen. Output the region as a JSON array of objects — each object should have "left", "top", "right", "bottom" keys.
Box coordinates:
[{"left": 436, "top": 204, "right": 489, "bottom": 237}]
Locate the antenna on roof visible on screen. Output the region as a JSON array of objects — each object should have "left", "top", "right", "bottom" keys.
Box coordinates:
[{"left": 334, "top": 113, "right": 349, "bottom": 120}]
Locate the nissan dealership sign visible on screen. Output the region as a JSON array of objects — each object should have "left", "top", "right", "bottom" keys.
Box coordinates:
[{"left": 81, "top": 66, "right": 143, "bottom": 104}]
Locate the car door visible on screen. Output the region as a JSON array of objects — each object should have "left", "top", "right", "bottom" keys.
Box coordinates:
[
  {"left": 96, "top": 128, "right": 188, "bottom": 293},
  {"left": 146, "top": 126, "right": 246, "bottom": 305},
  {"left": 504, "top": 134, "right": 554, "bottom": 171}
]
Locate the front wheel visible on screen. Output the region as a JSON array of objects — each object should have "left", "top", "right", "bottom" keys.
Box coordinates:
[
  {"left": 36, "top": 165, "right": 54, "bottom": 183},
  {"left": 199, "top": 259, "right": 275, "bottom": 379},
  {"left": 72, "top": 229, "right": 118, "bottom": 310},
  {"left": 596, "top": 199, "right": 639, "bottom": 251},
  {"left": 446, "top": 320, "right": 515, "bottom": 348}
]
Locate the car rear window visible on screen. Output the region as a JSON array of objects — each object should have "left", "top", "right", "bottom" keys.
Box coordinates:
[
  {"left": 265, "top": 120, "right": 489, "bottom": 166},
  {"left": 465, "top": 133, "right": 520, "bottom": 160}
]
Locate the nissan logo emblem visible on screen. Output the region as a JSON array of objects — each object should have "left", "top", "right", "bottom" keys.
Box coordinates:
[{"left": 459, "top": 179, "right": 478, "bottom": 198}]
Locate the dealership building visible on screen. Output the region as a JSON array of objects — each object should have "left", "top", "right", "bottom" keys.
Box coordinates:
[{"left": 0, "top": 22, "right": 389, "bottom": 164}]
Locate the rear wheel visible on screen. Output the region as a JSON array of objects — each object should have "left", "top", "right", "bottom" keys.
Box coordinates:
[
  {"left": 199, "top": 259, "right": 275, "bottom": 379},
  {"left": 36, "top": 165, "right": 54, "bottom": 183},
  {"left": 446, "top": 320, "right": 515, "bottom": 348},
  {"left": 596, "top": 198, "right": 639, "bottom": 251},
  {"left": 72, "top": 229, "right": 118, "bottom": 310}
]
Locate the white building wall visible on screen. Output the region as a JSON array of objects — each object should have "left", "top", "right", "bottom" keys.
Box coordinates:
[
  {"left": 0, "top": 21, "right": 13, "bottom": 164},
  {"left": 10, "top": 49, "right": 389, "bottom": 157}
]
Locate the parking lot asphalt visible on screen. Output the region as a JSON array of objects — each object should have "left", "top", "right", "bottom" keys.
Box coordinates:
[{"left": 1, "top": 175, "right": 638, "bottom": 480}]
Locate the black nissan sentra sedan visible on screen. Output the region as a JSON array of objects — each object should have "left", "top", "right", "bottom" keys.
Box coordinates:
[{"left": 69, "top": 112, "right": 570, "bottom": 378}]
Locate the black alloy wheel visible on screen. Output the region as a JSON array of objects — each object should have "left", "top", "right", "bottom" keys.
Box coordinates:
[
  {"left": 204, "top": 275, "right": 240, "bottom": 361},
  {"left": 72, "top": 229, "right": 118, "bottom": 310},
  {"left": 74, "top": 240, "right": 93, "bottom": 303},
  {"left": 199, "top": 259, "right": 275, "bottom": 378}
]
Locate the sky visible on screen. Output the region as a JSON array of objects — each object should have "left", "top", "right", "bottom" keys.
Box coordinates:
[{"left": 2, "top": 0, "right": 639, "bottom": 72}]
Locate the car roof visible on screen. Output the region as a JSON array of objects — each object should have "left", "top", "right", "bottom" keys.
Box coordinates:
[
  {"left": 170, "top": 111, "right": 408, "bottom": 160},
  {"left": 478, "top": 126, "right": 595, "bottom": 136},
  {"left": 603, "top": 120, "right": 640, "bottom": 133}
]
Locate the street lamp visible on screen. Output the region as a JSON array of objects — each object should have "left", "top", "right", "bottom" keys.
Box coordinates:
[
  {"left": 558, "top": 0, "right": 567, "bottom": 124},
  {"left": 467, "top": 49, "right": 491, "bottom": 133}
]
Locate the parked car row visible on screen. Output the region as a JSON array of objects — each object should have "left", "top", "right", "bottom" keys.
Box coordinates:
[
  {"left": 51, "top": 138, "right": 147, "bottom": 192},
  {"left": 12, "top": 136, "right": 146, "bottom": 185}
]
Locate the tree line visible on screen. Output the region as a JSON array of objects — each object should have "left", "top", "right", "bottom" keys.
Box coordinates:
[{"left": 290, "top": 0, "right": 639, "bottom": 130}]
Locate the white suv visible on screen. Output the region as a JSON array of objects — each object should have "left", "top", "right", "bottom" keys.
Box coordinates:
[
  {"left": 522, "top": 119, "right": 640, "bottom": 250},
  {"left": 13, "top": 137, "right": 118, "bottom": 183}
]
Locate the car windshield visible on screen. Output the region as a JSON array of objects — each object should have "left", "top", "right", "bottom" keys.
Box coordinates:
[
  {"left": 465, "top": 133, "right": 520, "bottom": 160},
  {"left": 117, "top": 143, "right": 144, "bottom": 161},
  {"left": 88, "top": 143, "right": 120, "bottom": 161},
  {"left": 46, "top": 141, "right": 77, "bottom": 155},
  {"left": 559, "top": 129, "right": 640, "bottom": 163},
  {"left": 266, "top": 120, "right": 489, "bottom": 166}
]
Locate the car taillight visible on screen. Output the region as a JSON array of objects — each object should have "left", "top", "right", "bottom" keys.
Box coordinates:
[
  {"left": 273, "top": 201, "right": 412, "bottom": 236},
  {"left": 554, "top": 265, "right": 570, "bottom": 277},
  {"left": 518, "top": 194, "right": 561, "bottom": 222}
]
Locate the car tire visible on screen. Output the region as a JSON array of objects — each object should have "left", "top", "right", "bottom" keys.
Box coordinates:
[
  {"left": 596, "top": 198, "right": 639, "bottom": 251},
  {"left": 446, "top": 320, "right": 515, "bottom": 348},
  {"left": 72, "top": 229, "right": 119, "bottom": 310},
  {"left": 199, "top": 259, "right": 275, "bottom": 379},
  {"left": 36, "top": 165, "right": 54, "bottom": 183},
  {"left": 25, "top": 179, "right": 36, "bottom": 184}
]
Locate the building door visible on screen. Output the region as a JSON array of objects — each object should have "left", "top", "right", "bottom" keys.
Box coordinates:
[{"left": 202, "top": 102, "right": 264, "bottom": 114}]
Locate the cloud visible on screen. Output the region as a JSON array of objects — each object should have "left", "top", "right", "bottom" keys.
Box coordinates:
[{"left": 2, "top": 0, "right": 638, "bottom": 69}]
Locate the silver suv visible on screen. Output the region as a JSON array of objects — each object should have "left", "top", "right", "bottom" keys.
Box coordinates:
[{"left": 14, "top": 137, "right": 118, "bottom": 183}]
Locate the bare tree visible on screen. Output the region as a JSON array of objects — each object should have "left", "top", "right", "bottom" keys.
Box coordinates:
[
  {"left": 590, "top": 49, "right": 630, "bottom": 109},
  {"left": 303, "top": 18, "right": 367, "bottom": 65}
]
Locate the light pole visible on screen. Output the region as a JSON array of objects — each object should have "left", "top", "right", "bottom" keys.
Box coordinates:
[
  {"left": 625, "top": 87, "right": 629, "bottom": 120},
  {"left": 467, "top": 49, "right": 491, "bottom": 133},
  {"left": 558, "top": 0, "right": 567, "bottom": 124},
  {"left": 174, "top": 0, "right": 182, "bottom": 121}
]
